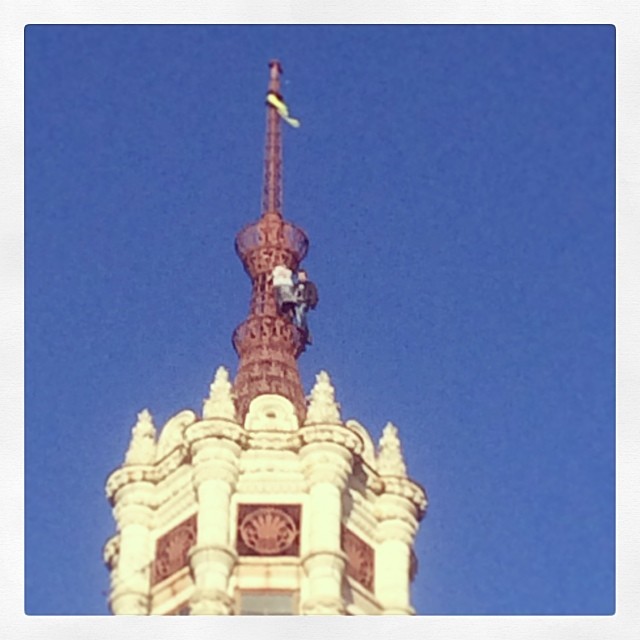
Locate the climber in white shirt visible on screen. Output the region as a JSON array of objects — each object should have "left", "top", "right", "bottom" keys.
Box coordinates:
[{"left": 272, "top": 264, "right": 296, "bottom": 318}]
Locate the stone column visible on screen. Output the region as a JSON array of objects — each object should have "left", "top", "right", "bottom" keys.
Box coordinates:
[
  {"left": 300, "top": 439, "right": 353, "bottom": 614},
  {"left": 186, "top": 370, "right": 244, "bottom": 615},
  {"left": 374, "top": 422, "right": 427, "bottom": 614},
  {"left": 185, "top": 367, "right": 244, "bottom": 614},
  {"left": 298, "top": 372, "right": 363, "bottom": 615},
  {"left": 187, "top": 428, "right": 242, "bottom": 615},
  {"left": 375, "top": 491, "right": 419, "bottom": 614},
  {"left": 109, "top": 478, "right": 155, "bottom": 614},
  {"left": 106, "top": 410, "right": 157, "bottom": 615}
]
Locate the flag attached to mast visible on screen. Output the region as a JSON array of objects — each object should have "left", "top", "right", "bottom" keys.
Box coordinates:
[{"left": 266, "top": 91, "right": 301, "bottom": 128}]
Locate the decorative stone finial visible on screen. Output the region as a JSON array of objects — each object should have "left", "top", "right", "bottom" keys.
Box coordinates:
[
  {"left": 203, "top": 366, "right": 237, "bottom": 420},
  {"left": 124, "top": 409, "right": 157, "bottom": 465},
  {"left": 377, "top": 422, "right": 407, "bottom": 476},
  {"left": 305, "top": 370, "right": 341, "bottom": 424}
]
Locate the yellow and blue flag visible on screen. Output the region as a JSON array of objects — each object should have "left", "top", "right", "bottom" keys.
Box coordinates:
[{"left": 266, "top": 91, "right": 301, "bottom": 128}]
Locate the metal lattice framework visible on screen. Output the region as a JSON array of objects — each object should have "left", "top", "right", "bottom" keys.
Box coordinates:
[{"left": 233, "top": 61, "right": 309, "bottom": 422}]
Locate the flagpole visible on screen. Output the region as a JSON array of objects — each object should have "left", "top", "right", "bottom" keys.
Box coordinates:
[{"left": 262, "top": 60, "right": 283, "bottom": 217}]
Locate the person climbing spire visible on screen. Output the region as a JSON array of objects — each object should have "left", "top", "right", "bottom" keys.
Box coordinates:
[
  {"left": 272, "top": 264, "right": 296, "bottom": 318},
  {"left": 293, "top": 269, "right": 318, "bottom": 345}
]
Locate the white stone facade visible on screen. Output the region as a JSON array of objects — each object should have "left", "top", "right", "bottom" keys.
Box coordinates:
[{"left": 104, "top": 369, "right": 427, "bottom": 615}]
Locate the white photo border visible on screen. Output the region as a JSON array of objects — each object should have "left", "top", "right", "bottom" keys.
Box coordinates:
[{"left": 5, "top": 2, "right": 637, "bottom": 639}]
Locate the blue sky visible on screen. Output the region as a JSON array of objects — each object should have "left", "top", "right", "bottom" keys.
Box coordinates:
[{"left": 25, "top": 25, "right": 615, "bottom": 615}]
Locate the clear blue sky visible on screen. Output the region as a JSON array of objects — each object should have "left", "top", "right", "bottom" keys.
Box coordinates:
[{"left": 25, "top": 25, "right": 615, "bottom": 615}]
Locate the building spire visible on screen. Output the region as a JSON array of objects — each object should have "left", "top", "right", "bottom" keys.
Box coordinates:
[
  {"left": 232, "top": 61, "right": 309, "bottom": 423},
  {"left": 262, "top": 60, "right": 283, "bottom": 217}
]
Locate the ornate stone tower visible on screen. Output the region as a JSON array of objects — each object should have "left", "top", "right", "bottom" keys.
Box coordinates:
[{"left": 104, "top": 61, "right": 427, "bottom": 615}]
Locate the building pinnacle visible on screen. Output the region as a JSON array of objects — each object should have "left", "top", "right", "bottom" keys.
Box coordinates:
[
  {"left": 124, "top": 409, "right": 157, "bottom": 466},
  {"left": 306, "top": 371, "right": 342, "bottom": 424},
  {"left": 377, "top": 422, "right": 408, "bottom": 476},
  {"left": 203, "top": 366, "right": 237, "bottom": 420}
]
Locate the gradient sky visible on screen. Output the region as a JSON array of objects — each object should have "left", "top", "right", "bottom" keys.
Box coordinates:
[{"left": 25, "top": 25, "right": 615, "bottom": 615}]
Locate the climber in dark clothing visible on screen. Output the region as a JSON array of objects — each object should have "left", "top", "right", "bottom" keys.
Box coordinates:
[{"left": 293, "top": 269, "right": 318, "bottom": 344}]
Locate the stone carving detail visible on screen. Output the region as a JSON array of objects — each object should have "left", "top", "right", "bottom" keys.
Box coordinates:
[
  {"left": 103, "top": 535, "right": 120, "bottom": 570},
  {"left": 185, "top": 420, "right": 247, "bottom": 449},
  {"left": 156, "top": 410, "right": 196, "bottom": 459},
  {"left": 305, "top": 371, "right": 341, "bottom": 424},
  {"left": 345, "top": 419, "right": 376, "bottom": 469},
  {"left": 124, "top": 409, "right": 157, "bottom": 466},
  {"left": 203, "top": 367, "right": 237, "bottom": 420},
  {"left": 244, "top": 394, "right": 298, "bottom": 432},
  {"left": 377, "top": 422, "right": 407, "bottom": 477},
  {"left": 151, "top": 514, "right": 197, "bottom": 586},
  {"left": 341, "top": 526, "right": 375, "bottom": 592},
  {"left": 245, "top": 431, "right": 301, "bottom": 451},
  {"left": 237, "top": 504, "right": 300, "bottom": 556},
  {"left": 106, "top": 447, "right": 188, "bottom": 503},
  {"left": 299, "top": 424, "right": 364, "bottom": 456},
  {"left": 379, "top": 476, "right": 428, "bottom": 519}
]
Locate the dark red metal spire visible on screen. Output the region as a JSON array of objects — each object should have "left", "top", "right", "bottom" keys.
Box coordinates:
[
  {"left": 232, "top": 61, "right": 309, "bottom": 423},
  {"left": 262, "top": 60, "right": 283, "bottom": 217}
]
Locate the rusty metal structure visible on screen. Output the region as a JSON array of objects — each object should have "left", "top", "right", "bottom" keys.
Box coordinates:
[{"left": 232, "top": 60, "right": 309, "bottom": 423}]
